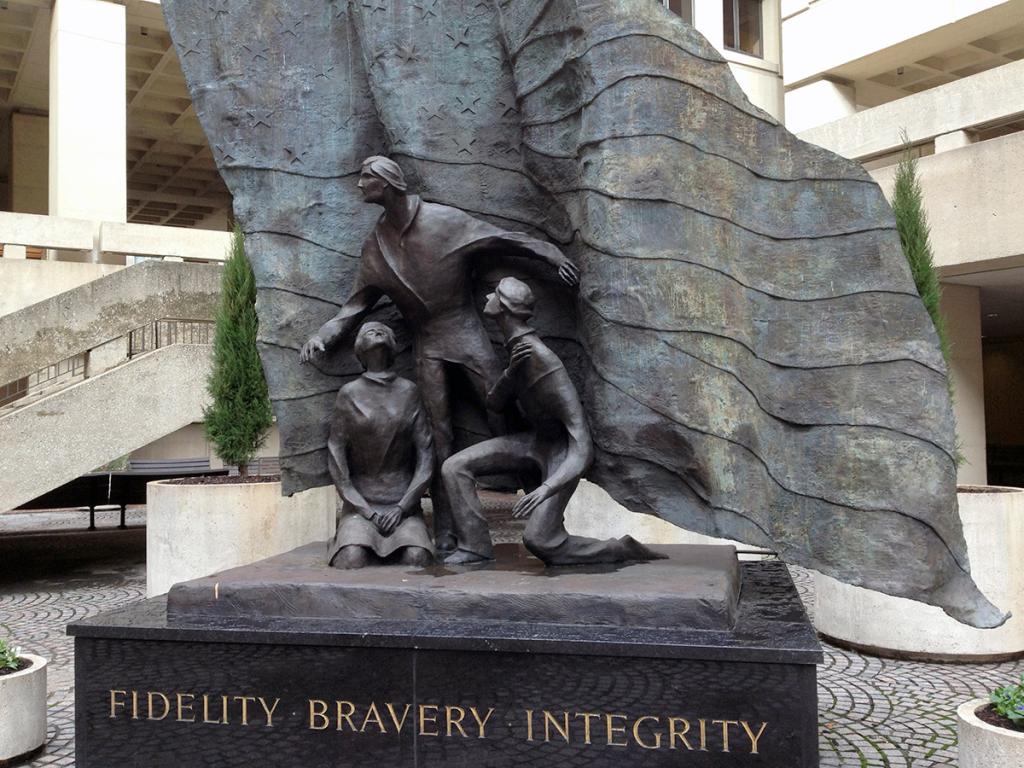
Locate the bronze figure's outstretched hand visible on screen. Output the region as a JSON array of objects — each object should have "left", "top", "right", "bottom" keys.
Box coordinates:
[
  {"left": 299, "top": 335, "right": 326, "bottom": 363},
  {"left": 557, "top": 257, "right": 580, "bottom": 287},
  {"left": 512, "top": 482, "right": 552, "bottom": 519}
]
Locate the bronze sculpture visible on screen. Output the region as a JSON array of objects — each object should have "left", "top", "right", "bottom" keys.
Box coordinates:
[
  {"left": 444, "top": 277, "right": 662, "bottom": 567},
  {"left": 302, "top": 156, "right": 580, "bottom": 554},
  {"left": 327, "top": 322, "right": 434, "bottom": 569},
  {"left": 165, "top": 0, "right": 1008, "bottom": 626}
]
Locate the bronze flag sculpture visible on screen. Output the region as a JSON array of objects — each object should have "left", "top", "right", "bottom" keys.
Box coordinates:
[{"left": 163, "top": 0, "right": 1006, "bottom": 627}]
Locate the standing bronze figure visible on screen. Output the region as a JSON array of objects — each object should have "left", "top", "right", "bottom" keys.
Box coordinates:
[
  {"left": 301, "top": 156, "right": 580, "bottom": 553},
  {"left": 443, "top": 278, "right": 663, "bottom": 566},
  {"left": 327, "top": 322, "right": 434, "bottom": 569}
]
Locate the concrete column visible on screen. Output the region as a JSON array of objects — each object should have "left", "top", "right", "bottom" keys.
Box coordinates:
[
  {"left": 935, "top": 130, "right": 977, "bottom": 154},
  {"left": 784, "top": 77, "right": 856, "bottom": 133},
  {"left": 941, "top": 283, "right": 987, "bottom": 485},
  {"left": 48, "top": 0, "right": 127, "bottom": 233},
  {"left": 11, "top": 114, "right": 48, "bottom": 216}
]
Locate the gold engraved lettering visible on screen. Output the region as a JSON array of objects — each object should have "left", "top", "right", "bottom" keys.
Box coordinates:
[
  {"left": 202, "top": 694, "right": 220, "bottom": 725},
  {"left": 469, "top": 707, "right": 494, "bottom": 739},
  {"left": 605, "top": 714, "right": 629, "bottom": 747},
  {"left": 713, "top": 719, "right": 739, "bottom": 752},
  {"left": 233, "top": 696, "right": 256, "bottom": 726},
  {"left": 336, "top": 701, "right": 357, "bottom": 732},
  {"left": 176, "top": 693, "right": 196, "bottom": 723},
  {"left": 524, "top": 710, "right": 535, "bottom": 741},
  {"left": 699, "top": 718, "right": 708, "bottom": 751},
  {"left": 741, "top": 721, "right": 768, "bottom": 755},
  {"left": 669, "top": 717, "right": 693, "bottom": 750},
  {"left": 543, "top": 710, "right": 570, "bottom": 743},
  {"left": 419, "top": 704, "right": 440, "bottom": 736},
  {"left": 386, "top": 703, "right": 411, "bottom": 733},
  {"left": 109, "top": 690, "right": 127, "bottom": 719},
  {"left": 258, "top": 697, "right": 280, "bottom": 727},
  {"left": 575, "top": 712, "right": 600, "bottom": 745},
  {"left": 445, "top": 706, "right": 468, "bottom": 738},
  {"left": 147, "top": 692, "right": 170, "bottom": 721},
  {"left": 220, "top": 695, "right": 229, "bottom": 725},
  {"left": 633, "top": 715, "right": 662, "bottom": 749},
  {"left": 361, "top": 702, "right": 387, "bottom": 734},
  {"left": 308, "top": 699, "right": 330, "bottom": 730},
  {"left": 131, "top": 690, "right": 140, "bottom": 720}
]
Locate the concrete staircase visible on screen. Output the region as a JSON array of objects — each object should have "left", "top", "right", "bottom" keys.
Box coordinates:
[
  {"left": 0, "top": 345, "right": 213, "bottom": 512},
  {"left": 0, "top": 260, "right": 222, "bottom": 512}
]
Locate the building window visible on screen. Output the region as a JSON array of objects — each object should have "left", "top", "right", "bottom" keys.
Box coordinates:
[
  {"left": 723, "top": 0, "right": 763, "bottom": 57},
  {"left": 662, "top": 0, "right": 694, "bottom": 25}
]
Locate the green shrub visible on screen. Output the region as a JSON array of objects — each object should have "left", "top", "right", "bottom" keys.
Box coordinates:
[
  {"left": 203, "top": 225, "right": 273, "bottom": 476},
  {"left": 892, "top": 135, "right": 965, "bottom": 463},
  {"left": 892, "top": 137, "right": 951, "bottom": 364},
  {"left": 0, "top": 627, "right": 21, "bottom": 671},
  {"left": 990, "top": 674, "right": 1024, "bottom": 728}
]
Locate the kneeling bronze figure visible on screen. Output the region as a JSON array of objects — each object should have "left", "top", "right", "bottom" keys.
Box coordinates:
[{"left": 327, "top": 322, "right": 434, "bottom": 568}]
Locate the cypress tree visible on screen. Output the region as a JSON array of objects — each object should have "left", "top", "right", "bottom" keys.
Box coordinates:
[
  {"left": 892, "top": 138, "right": 951, "bottom": 364},
  {"left": 892, "top": 137, "right": 964, "bottom": 464},
  {"left": 204, "top": 225, "right": 273, "bottom": 476}
]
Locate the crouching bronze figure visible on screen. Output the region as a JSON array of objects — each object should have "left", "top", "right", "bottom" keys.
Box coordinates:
[{"left": 443, "top": 277, "right": 663, "bottom": 567}]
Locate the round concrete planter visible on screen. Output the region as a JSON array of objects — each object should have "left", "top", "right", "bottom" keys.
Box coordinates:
[
  {"left": 0, "top": 654, "right": 47, "bottom": 764},
  {"left": 957, "top": 698, "right": 1024, "bottom": 767},
  {"left": 814, "top": 486, "right": 1024, "bottom": 660},
  {"left": 146, "top": 479, "right": 336, "bottom": 597}
]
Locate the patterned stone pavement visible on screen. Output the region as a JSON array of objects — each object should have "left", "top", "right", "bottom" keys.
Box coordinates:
[{"left": 0, "top": 508, "right": 1020, "bottom": 767}]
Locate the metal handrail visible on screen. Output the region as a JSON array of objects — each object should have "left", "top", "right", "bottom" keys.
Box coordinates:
[{"left": 0, "top": 318, "right": 214, "bottom": 409}]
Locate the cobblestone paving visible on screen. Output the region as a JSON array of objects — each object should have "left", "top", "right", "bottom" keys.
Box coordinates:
[{"left": 1, "top": 510, "right": 1020, "bottom": 767}]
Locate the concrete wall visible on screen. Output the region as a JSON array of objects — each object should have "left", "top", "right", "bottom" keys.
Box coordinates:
[
  {"left": 0, "top": 259, "right": 221, "bottom": 385},
  {"left": 0, "top": 260, "right": 123, "bottom": 316},
  {"left": 941, "top": 284, "right": 987, "bottom": 485},
  {"left": 0, "top": 344, "right": 212, "bottom": 513},
  {"left": 983, "top": 338, "right": 1024, "bottom": 448},
  {"left": 870, "top": 132, "right": 1024, "bottom": 271},
  {"left": 130, "top": 423, "right": 282, "bottom": 466},
  {"left": 100, "top": 221, "right": 232, "bottom": 261},
  {"left": 691, "top": 0, "right": 785, "bottom": 120}
]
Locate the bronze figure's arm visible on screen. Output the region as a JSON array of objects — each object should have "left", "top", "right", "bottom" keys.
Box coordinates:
[
  {"left": 512, "top": 364, "right": 594, "bottom": 520},
  {"left": 300, "top": 284, "right": 383, "bottom": 362},
  {"left": 327, "top": 422, "right": 375, "bottom": 523},
  {"left": 395, "top": 405, "right": 434, "bottom": 518},
  {"left": 485, "top": 341, "right": 531, "bottom": 412}
]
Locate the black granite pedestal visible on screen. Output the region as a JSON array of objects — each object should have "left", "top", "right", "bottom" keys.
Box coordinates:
[{"left": 69, "top": 544, "right": 822, "bottom": 767}]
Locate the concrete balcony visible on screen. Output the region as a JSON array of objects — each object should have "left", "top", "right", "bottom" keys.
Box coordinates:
[
  {"left": 0, "top": 212, "right": 231, "bottom": 313},
  {"left": 868, "top": 131, "right": 1024, "bottom": 273},
  {"left": 795, "top": 58, "right": 1024, "bottom": 161},
  {"left": 783, "top": 0, "right": 1024, "bottom": 88}
]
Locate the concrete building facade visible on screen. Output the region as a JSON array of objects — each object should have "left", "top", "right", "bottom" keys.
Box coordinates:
[{"left": 784, "top": 0, "right": 1024, "bottom": 486}]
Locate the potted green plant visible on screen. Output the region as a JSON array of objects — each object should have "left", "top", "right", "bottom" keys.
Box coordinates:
[
  {"left": 958, "top": 675, "right": 1024, "bottom": 766},
  {"left": 0, "top": 629, "right": 47, "bottom": 764},
  {"left": 146, "top": 226, "right": 334, "bottom": 596}
]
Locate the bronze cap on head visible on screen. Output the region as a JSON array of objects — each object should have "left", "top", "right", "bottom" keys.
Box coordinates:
[{"left": 494, "top": 276, "right": 535, "bottom": 319}]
